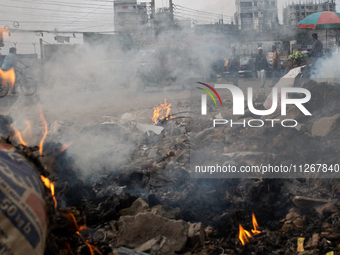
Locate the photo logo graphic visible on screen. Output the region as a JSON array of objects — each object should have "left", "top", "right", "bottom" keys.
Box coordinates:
[
  {"left": 197, "top": 83, "right": 312, "bottom": 128},
  {"left": 196, "top": 82, "right": 222, "bottom": 115}
]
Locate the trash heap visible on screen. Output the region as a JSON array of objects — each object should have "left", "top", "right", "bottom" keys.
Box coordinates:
[{"left": 2, "top": 81, "right": 340, "bottom": 254}]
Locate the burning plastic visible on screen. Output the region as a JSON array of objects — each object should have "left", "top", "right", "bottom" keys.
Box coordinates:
[{"left": 152, "top": 98, "right": 171, "bottom": 123}]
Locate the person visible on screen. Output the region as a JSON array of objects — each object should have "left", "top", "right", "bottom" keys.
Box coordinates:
[
  {"left": 2, "top": 47, "right": 19, "bottom": 71},
  {"left": 228, "top": 47, "right": 240, "bottom": 87},
  {"left": 1, "top": 47, "right": 28, "bottom": 94},
  {"left": 310, "top": 33, "right": 323, "bottom": 57},
  {"left": 271, "top": 45, "right": 281, "bottom": 87},
  {"left": 254, "top": 47, "right": 268, "bottom": 88}
]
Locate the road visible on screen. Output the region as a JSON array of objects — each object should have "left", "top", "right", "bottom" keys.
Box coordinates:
[{"left": 0, "top": 77, "right": 275, "bottom": 143}]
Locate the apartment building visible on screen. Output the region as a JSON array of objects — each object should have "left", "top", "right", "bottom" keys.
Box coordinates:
[
  {"left": 234, "top": 0, "right": 279, "bottom": 31},
  {"left": 283, "top": 1, "right": 334, "bottom": 28},
  {"left": 114, "top": 0, "right": 149, "bottom": 33}
]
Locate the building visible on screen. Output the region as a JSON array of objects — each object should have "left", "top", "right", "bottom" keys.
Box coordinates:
[
  {"left": 154, "top": 7, "right": 172, "bottom": 27},
  {"left": 234, "top": 0, "right": 279, "bottom": 32},
  {"left": 283, "top": 1, "right": 335, "bottom": 28},
  {"left": 114, "top": 0, "right": 149, "bottom": 34}
]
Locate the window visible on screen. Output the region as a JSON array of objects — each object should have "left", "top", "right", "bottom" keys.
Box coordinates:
[
  {"left": 241, "top": 13, "right": 253, "bottom": 18},
  {"left": 315, "top": 6, "right": 318, "bottom": 10},
  {"left": 240, "top": 2, "right": 252, "bottom": 7},
  {"left": 267, "top": 12, "right": 273, "bottom": 17},
  {"left": 254, "top": 1, "right": 257, "bottom": 6},
  {"left": 301, "top": 6, "right": 304, "bottom": 9},
  {"left": 271, "top": 1, "right": 275, "bottom": 7},
  {"left": 254, "top": 12, "right": 258, "bottom": 17}
]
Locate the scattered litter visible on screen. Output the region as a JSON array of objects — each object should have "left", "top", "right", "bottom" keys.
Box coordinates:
[
  {"left": 297, "top": 237, "right": 305, "bottom": 252},
  {"left": 215, "top": 112, "right": 223, "bottom": 119},
  {"left": 136, "top": 123, "right": 163, "bottom": 135}
]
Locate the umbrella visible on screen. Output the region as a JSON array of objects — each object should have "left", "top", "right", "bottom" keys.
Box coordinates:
[
  {"left": 298, "top": 11, "right": 340, "bottom": 48},
  {"left": 297, "top": 11, "right": 340, "bottom": 29}
]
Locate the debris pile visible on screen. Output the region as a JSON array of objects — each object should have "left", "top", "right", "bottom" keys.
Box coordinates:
[{"left": 2, "top": 81, "right": 340, "bottom": 254}]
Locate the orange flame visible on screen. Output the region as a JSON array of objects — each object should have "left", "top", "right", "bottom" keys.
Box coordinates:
[
  {"left": 76, "top": 234, "right": 101, "bottom": 255},
  {"left": 62, "top": 212, "right": 79, "bottom": 230},
  {"left": 11, "top": 125, "right": 28, "bottom": 146},
  {"left": 60, "top": 140, "right": 74, "bottom": 152},
  {"left": 22, "top": 121, "right": 32, "bottom": 138},
  {"left": 53, "top": 140, "right": 74, "bottom": 156},
  {"left": 0, "top": 68, "right": 15, "bottom": 91},
  {"left": 64, "top": 242, "right": 74, "bottom": 255},
  {"left": 41, "top": 176, "right": 57, "bottom": 208},
  {"left": 50, "top": 183, "right": 57, "bottom": 208},
  {"left": 152, "top": 99, "right": 171, "bottom": 123},
  {"left": 251, "top": 213, "right": 261, "bottom": 234},
  {"left": 62, "top": 213, "right": 101, "bottom": 255},
  {"left": 239, "top": 224, "right": 252, "bottom": 245},
  {"left": 39, "top": 109, "right": 48, "bottom": 156}
]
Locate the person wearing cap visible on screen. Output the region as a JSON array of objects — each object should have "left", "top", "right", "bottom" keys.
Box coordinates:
[
  {"left": 228, "top": 47, "right": 240, "bottom": 87},
  {"left": 254, "top": 47, "right": 268, "bottom": 88},
  {"left": 310, "top": 33, "right": 323, "bottom": 57},
  {"left": 271, "top": 45, "right": 281, "bottom": 87}
]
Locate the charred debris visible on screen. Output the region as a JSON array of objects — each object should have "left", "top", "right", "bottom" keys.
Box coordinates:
[{"left": 2, "top": 81, "right": 340, "bottom": 254}]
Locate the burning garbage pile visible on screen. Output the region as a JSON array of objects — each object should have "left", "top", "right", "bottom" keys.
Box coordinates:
[{"left": 2, "top": 80, "right": 340, "bottom": 254}]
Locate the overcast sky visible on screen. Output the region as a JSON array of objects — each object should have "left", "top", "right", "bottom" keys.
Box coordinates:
[
  {"left": 0, "top": 0, "right": 339, "bottom": 54},
  {"left": 2, "top": 0, "right": 338, "bottom": 32}
]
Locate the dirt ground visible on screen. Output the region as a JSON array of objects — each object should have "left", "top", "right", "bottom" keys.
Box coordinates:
[{"left": 0, "top": 77, "right": 271, "bottom": 147}]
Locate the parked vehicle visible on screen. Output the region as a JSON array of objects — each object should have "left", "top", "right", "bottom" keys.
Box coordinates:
[{"left": 238, "top": 58, "right": 257, "bottom": 78}]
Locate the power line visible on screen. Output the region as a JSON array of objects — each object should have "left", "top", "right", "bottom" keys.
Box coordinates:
[
  {"left": 11, "top": 29, "right": 117, "bottom": 33},
  {"left": 0, "top": 10, "right": 110, "bottom": 20},
  {"left": 11, "top": 0, "right": 114, "bottom": 8},
  {"left": 174, "top": 11, "right": 219, "bottom": 22},
  {"left": 59, "top": 1, "right": 112, "bottom": 29},
  {"left": 174, "top": 14, "right": 216, "bottom": 24},
  {"left": 0, "top": 3, "right": 113, "bottom": 15},
  {"left": 174, "top": 4, "right": 232, "bottom": 18},
  {"left": 0, "top": 19, "right": 114, "bottom": 24},
  {"left": 173, "top": 4, "right": 233, "bottom": 24}
]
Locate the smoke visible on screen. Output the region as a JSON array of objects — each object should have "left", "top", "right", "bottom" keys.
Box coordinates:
[
  {"left": 310, "top": 51, "right": 340, "bottom": 82},
  {"left": 0, "top": 24, "right": 299, "bottom": 180},
  {"left": 0, "top": 28, "right": 228, "bottom": 179},
  {"left": 66, "top": 124, "right": 137, "bottom": 178}
]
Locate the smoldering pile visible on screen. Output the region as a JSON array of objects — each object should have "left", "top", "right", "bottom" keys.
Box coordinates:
[{"left": 2, "top": 81, "right": 340, "bottom": 255}]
